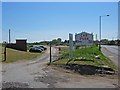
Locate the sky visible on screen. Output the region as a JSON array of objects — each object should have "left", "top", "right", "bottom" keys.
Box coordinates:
[
  {"left": 2, "top": 2, "right": 118, "bottom": 43},
  {"left": 1, "top": 0, "right": 120, "bottom": 2}
]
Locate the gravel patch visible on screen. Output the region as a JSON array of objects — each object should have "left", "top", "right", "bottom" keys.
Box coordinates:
[
  {"left": 34, "top": 67, "right": 69, "bottom": 88},
  {"left": 2, "top": 81, "right": 29, "bottom": 88}
]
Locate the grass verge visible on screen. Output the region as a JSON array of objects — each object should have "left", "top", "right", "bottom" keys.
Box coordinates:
[
  {"left": 1, "top": 47, "right": 43, "bottom": 63},
  {"left": 52, "top": 46, "right": 117, "bottom": 71}
]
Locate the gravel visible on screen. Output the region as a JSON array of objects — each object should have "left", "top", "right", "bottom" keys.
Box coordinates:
[{"left": 2, "top": 81, "right": 29, "bottom": 88}]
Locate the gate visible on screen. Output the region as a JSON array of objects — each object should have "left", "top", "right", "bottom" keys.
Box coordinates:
[{"left": 49, "top": 44, "right": 60, "bottom": 63}]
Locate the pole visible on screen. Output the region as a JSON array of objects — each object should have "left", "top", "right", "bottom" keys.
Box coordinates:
[
  {"left": 4, "top": 42, "right": 7, "bottom": 62},
  {"left": 50, "top": 43, "right": 51, "bottom": 63},
  {"left": 69, "top": 33, "right": 73, "bottom": 60},
  {"left": 82, "top": 46, "right": 83, "bottom": 60},
  {"left": 9, "top": 29, "right": 11, "bottom": 44},
  {"left": 92, "top": 46, "right": 94, "bottom": 61},
  {"left": 99, "top": 16, "right": 101, "bottom": 51},
  {"left": 96, "top": 34, "right": 97, "bottom": 41}
]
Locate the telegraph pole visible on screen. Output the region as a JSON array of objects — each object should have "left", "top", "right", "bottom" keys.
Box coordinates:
[
  {"left": 50, "top": 43, "right": 52, "bottom": 63},
  {"left": 9, "top": 29, "right": 11, "bottom": 44}
]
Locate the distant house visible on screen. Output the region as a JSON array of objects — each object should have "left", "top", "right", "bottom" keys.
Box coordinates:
[{"left": 7, "top": 39, "right": 27, "bottom": 51}]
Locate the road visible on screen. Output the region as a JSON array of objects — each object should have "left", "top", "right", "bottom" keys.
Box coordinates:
[
  {"left": 101, "top": 45, "right": 119, "bottom": 67},
  {"left": 1, "top": 46, "right": 118, "bottom": 88}
]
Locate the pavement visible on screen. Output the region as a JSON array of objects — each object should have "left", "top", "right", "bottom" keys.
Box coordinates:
[
  {"left": 1, "top": 46, "right": 118, "bottom": 88},
  {"left": 101, "top": 45, "right": 119, "bottom": 67}
]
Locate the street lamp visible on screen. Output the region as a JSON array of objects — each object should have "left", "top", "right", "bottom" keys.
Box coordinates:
[{"left": 99, "top": 14, "right": 110, "bottom": 51}]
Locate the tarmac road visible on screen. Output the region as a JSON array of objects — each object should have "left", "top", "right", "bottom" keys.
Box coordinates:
[
  {"left": 1, "top": 46, "right": 118, "bottom": 88},
  {"left": 101, "top": 45, "right": 119, "bottom": 67}
]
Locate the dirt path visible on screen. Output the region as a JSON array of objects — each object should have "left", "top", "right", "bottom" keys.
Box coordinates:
[
  {"left": 47, "top": 65, "right": 118, "bottom": 88},
  {"left": 1, "top": 47, "right": 118, "bottom": 88}
]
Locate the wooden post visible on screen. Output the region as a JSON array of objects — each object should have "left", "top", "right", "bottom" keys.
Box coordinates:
[
  {"left": 4, "top": 43, "right": 7, "bottom": 62},
  {"left": 92, "top": 46, "right": 94, "bottom": 61}
]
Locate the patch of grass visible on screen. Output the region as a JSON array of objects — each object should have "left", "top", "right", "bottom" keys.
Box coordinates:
[
  {"left": 53, "top": 46, "right": 117, "bottom": 71},
  {"left": 1, "top": 47, "right": 43, "bottom": 63}
]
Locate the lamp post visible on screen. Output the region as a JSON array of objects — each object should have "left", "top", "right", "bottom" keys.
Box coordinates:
[{"left": 99, "top": 15, "right": 110, "bottom": 51}]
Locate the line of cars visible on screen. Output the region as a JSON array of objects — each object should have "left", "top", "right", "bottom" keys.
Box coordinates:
[{"left": 29, "top": 46, "right": 47, "bottom": 53}]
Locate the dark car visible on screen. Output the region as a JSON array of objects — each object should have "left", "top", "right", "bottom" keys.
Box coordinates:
[
  {"left": 38, "top": 47, "right": 44, "bottom": 51},
  {"left": 34, "top": 46, "right": 45, "bottom": 51},
  {"left": 29, "top": 47, "right": 42, "bottom": 53},
  {"left": 39, "top": 46, "right": 47, "bottom": 50}
]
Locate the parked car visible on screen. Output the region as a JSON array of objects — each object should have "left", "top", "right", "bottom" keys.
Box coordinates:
[
  {"left": 35, "top": 46, "right": 44, "bottom": 51},
  {"left": 29, "top": 47, "right": 42, "bottom": 53},
  {"left": 39, "top": 46, "right": 47, "bottom": 50}
]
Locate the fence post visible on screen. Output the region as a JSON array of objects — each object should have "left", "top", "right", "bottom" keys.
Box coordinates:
[{"left": 4, "top": 42, "right": 7, "bottom": 62}]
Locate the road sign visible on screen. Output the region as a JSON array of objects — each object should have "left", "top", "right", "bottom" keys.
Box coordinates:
[{"left": 75, "top": 32, "right": 93, "bottom": 46}]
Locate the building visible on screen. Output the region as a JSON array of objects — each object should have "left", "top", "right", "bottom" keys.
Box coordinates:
[{"left": 7, "top": 39, "right": 27, "bottom": 51}]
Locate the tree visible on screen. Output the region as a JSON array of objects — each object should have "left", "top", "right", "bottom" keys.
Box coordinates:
[
  {"left": 57, "top": 38, "right": 62, "bottom": 43},
  {"left": 108, "top": 40, "right": 115, "bottom": 45},
  {"left": 101, "top": 39, "right": 109, "bottom": 45},
  {"left": 52, "top": 39, "right": 58, "bottom": 44},
  {"left": 51, "top": 38, "right": 62, "bottom": 45}
]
